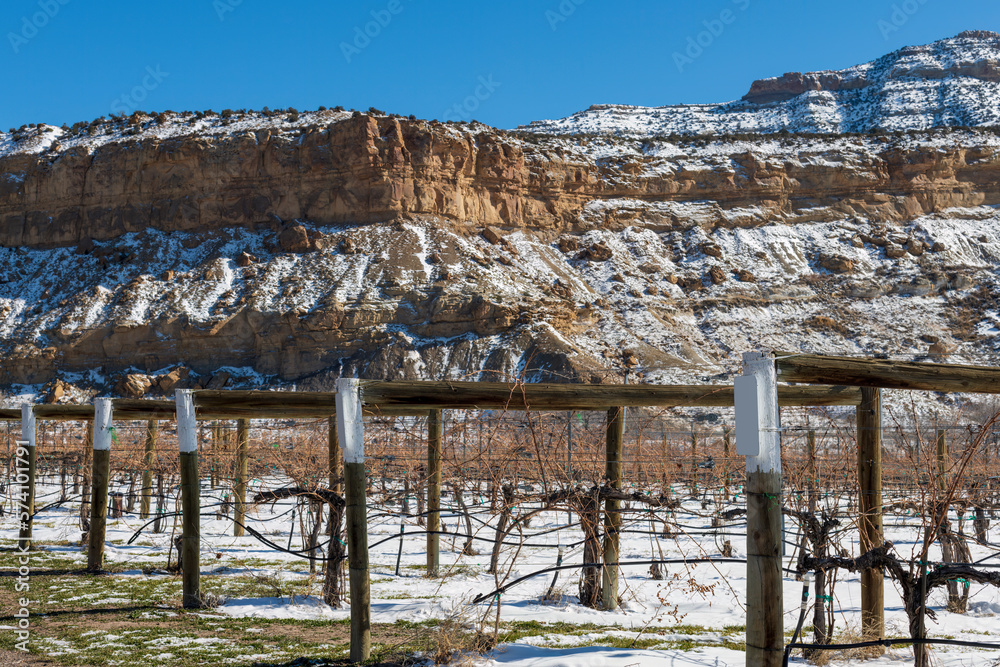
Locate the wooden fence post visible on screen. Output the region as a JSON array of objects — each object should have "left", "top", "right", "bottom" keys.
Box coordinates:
[
  {"left": 17, "top": 404, "right": 36, "bottom": 552},
  {"left": 329, "top": 415, "right": 341, "bottom": 496},
  {"left": 153, "top": 473, "right": 165, "bottom": 533},
  {"left": 323, "top": 413, "right": 346, "bottom": 606},
  {"left": 567, "top": 411, "right": 573, "bottom": 480},
  {"left": 806, "top": 429, "right": 817, "bottom": 513},
  {"left": 722, "top": 425, "right": 732, "bottom": 499},
  {"left": 690, "top": 427, "right": 698, "bottom": 495},
  {"left": 602, "top": 406, "right": 624, "bottom": 610},
  {"left": 234, "top": 419, "right": 249, "bottom": 537},
  {"left": 337, "top": 378, "right": 371, "bottom": 663},
  {"left": 737, "top": 351, "right": 783, "bottom": 667},
  {"left": 140, "top": 420, "right": 157, "bottom": 519},
  {"left": 427, "top": 409, "right": 442, "bottom": 577},
  {"left": 88, "top": 398, "right": 113, "bottom": 572},
  {"left": 935, "top": 428, "right": 968, "bottom": 611},
  {"left": 208, "top": 421, "right": 216, "bottom": 489},
  {"left": 858, "top": 387, "right": 884, "bottom": 645},
  {"left": 660, "top": 422, "right": 669, "bottom": 485},
  {"left": 81, "top": 423, "right": 92, "bottom": 531},
  {"left": 176, "top": 389, "right": 202, "bottom": 609},
  {"left": 936, "top": 428, "right": 948, "bottom": 488}
]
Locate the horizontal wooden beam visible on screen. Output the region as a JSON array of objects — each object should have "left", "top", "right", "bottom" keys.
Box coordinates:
[
  {"left": 0, "top": 399, "right": 424, "bottom": 421},
  {"left": 777, "top": 385, "right": 862, "bottom": 406},
  {"left": 34, "top": 405, "right": 95, "bottom": 421},
  {"left": 193, "top": 390, "right": 336, "bottom": 418},
  {"left": 18, "top": 401, "right": 178, "bottom": 422},
  {"left": 358, "top": 381, "right": 861, "bottom": 410},
  {"left": 776, "top": 353, "right": 1000, "bottom": 394},
  {"left": 192, "top": 390, "right": 429, "bottom": 419},
  {"left": 114, "top": 400, "right": 175, "bottom": 419},
  {"left": 0, "top": 380, "right": 863, "bottom": 422}
]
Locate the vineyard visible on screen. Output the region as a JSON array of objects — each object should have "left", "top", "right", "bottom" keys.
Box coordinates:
[{"left": 1, "top": 364, "right": 1000, "bottom": 666}]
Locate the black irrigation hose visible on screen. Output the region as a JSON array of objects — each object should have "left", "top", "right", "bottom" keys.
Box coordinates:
[
  {"left": 126, "top": 506, "right": 333, "bottom": 561},
  {"left": 367, "top": 509, "right": 494, "bottom": 524},
  {"left": 33, "top": 499, "right": 71, "bottom": 516},
  {"left": 783, "top": 637, "right": 1000, "bottom": 665},
  {"left": 125, "top": 512, "right": 253, "bottom": 545},
  {"left": 365, "top": 506, "right": 706, "bottom": 547},
  {"left": 364, "top": 524, "right": 749, "bottom": 553},
  {"left": 229, "top": 518, "right": 334, "bottom": 562},
  {"left": 976, "top": 550, "right": 1000, "bottom": 564},
  {"left": 787, "top": 574, "right": 811, "bottom": 659},
  {"left": 367, "top": 528, "right": 576, "bottom": 551},
  {"left": 413, "top": 506, "right": 749, "bottom": 542},
  {"left": 368, "top": 502, "right": 748, "bottom": 538},
  {"left": 130, "top": 501, "right": 750, "bottom": 555},
  {"left": 126, "top": 511, "right": 335, "bottom": 563},
  {"left": 21, "top": 478, "right": 1000, "bottom": 576},
  {"left": 25, "top": 488, "right": 67, "bottom": 500},
  {"left": 470, "top": 557, "right": 747, "bottom": 604}
]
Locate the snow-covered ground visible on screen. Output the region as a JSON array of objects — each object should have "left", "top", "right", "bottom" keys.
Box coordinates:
[{"left": 2, "top": 470, "right": 999, "bottom": 666}]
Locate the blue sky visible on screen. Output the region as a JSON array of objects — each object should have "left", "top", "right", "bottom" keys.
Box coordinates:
[{"left": 2, "top": 0, "right": 999, "bottom": 131}]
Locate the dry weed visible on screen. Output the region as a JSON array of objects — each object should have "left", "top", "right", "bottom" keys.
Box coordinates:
[
  {"left": 807, "top": 625, "right": 889, "bottom": 665},
  {"left": 412, "top": 605, "right": 497, "bottom": 665}
]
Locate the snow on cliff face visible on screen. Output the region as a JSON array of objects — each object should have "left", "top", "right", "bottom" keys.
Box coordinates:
[
  {"left": 3, "top": 209, "right": 999, "bottom": 393},
  {"left": 524, "top": 32, "right": 1000, "bottom": 137},
  {"left": 0, "top": 108, "right": 354, "bottom": 159}
]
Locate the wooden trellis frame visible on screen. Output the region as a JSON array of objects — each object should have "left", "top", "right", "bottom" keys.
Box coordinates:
[
  {"left": 739, "top": 351, "right": 1000, "bottom": 667},
  {"left": 4, "top": 379, "right": 865, "bottom": 663}
]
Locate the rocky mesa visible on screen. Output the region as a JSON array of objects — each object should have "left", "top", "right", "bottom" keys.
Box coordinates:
[{"left": 3, "top": 33, "right": 1000, "bottom": 400}]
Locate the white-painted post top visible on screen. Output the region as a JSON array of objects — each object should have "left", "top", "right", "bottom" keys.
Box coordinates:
[
  {"left": 335, "top": 378, "right": 365, "bottom": 464},
  {"left": 93, "top": 398, "right": 114, "bottom": 451},
  {"left": 175, "top": 389, "right": 198, "bottom": 453},
  {"left": 20, "top": 404, "right": 35, "bottom": 448},
  {"left": 740, "top": 350, "right": 781, "bottom": 475},
  {"left": 734, "top": 375, "right": 760, "bottom": 456}
]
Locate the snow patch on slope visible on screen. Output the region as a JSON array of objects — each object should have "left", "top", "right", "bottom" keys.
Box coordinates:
[{"left": 523, "top": 33, "right": 1000, "bottom": 137}]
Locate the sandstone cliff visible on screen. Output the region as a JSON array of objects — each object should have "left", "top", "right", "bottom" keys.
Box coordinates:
[
  {"left": 5, "top": 112, "right": 1000, "bottom": 252},
  {"left": 4, "top": 34, "right": 1000, "bottom": 401}
]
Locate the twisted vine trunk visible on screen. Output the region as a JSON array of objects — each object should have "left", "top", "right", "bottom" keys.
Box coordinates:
[
  {"left": 939, "top": 523, "right": 972, "bottom": 613},
  {"left": 488, "top": 484, "right": 514, "bottom": 575},
  {"left": 323, "top": 501, "right": 345, "bottom": 607},
  {"left": 579, "top": 491, "right": 602, "bottom": 608},
  {"left": 903, "top": 580, "right": 930, "bottom": 667},
  {"left": 801, "top": 545, "right": 1000, "bottom": 667},
  {"left": 451, "top": 481, "right": 476, "bottom": 555},
  {"left": 305, "top": 498, "right": 324, "bottom": 576}
]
